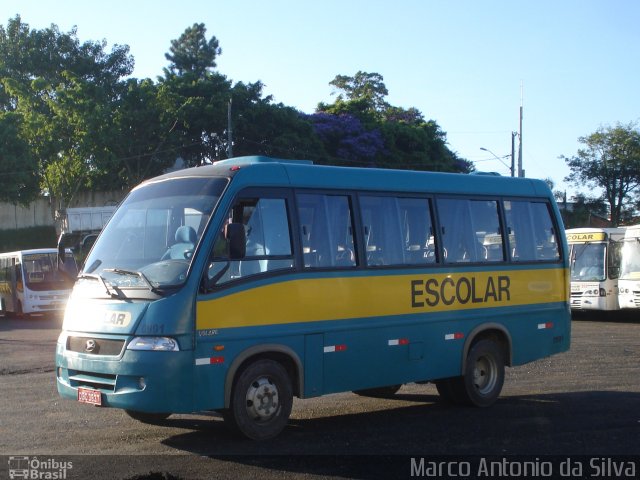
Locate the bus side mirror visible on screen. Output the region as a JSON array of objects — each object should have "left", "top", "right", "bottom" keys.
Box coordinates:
[{"left": 225, "top": 223, "right": 246, "bottom": 260}]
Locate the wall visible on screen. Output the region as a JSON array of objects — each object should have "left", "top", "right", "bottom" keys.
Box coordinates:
[{"left": 0, "top": 191, "right": 125, "bottom": 231}]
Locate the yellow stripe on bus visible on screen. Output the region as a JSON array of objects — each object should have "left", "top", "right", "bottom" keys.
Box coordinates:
[{"left": 196, "top": 268, "right": 568, "bottom": 330}]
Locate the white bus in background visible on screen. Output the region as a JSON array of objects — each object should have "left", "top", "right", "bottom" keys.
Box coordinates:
[
  {"left": 0, "top": 248, "right": 77, "bottom": 317},
  {"left": 566, "top": 227, "right": 626, "bottom": 311},
  {"left": 618, "top": 224, "right": 640, "bottom": 309}
]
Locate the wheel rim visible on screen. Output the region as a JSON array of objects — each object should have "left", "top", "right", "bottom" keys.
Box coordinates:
[
  {"left": 472, "top": 354, "right": 498, "bottom": 395},
  {"left": 245, "top": 376, "right": 280, "bottom": 422}
]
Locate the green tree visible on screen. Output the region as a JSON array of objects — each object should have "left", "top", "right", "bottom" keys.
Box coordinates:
[
  {"left": 159, "top": 25, "right": 325, "bottom": 165},
  {"left": 158, "top": 71, "right": 232, "bottom": 166},
  {"left": 0, "top": 112, "right": 39, "bottom": 204},
  {"left": 0, "top": 15, "right": 133, "bottom": 220},
  {"left": 96, "top": 78, "right": 179, "bottom": 189},
  {"left": 562, "top": 123, "right": 640, "bottom": 226},
  {"left": 316, "top": 71, "right": 472, "bottom": 173},
  {"left": 327, "top": 71, "right": 389, "bottom": 114},
  {"left": 163, "top": 23, "right": 221, "bottom": 78},
  {"left": 230, "top": 82, "right": 324, "bottom": 160}
]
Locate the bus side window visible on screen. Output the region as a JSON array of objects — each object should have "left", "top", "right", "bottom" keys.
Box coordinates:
[
  {"left": 505, "top": 201, "right": 559, "bottom": 262},
  {"left": 469, "top": 200, "right": 504, "bottom": 262},
  {"left": 397, "top": 197, "right": 436, "bottom": 265},
  {"left": 296, "top": 193, "right": 355, "bottom": 268},
  {"left": 360, "top": 196, "right": 406, "bottom": 267},
  {"left": 438, "top": 198, "right": 477, "bottom": 263}
]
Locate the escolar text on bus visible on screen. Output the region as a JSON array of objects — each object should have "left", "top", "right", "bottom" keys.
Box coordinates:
[{"left": 410, "top": 275, "right": 511, "bottom": 308}]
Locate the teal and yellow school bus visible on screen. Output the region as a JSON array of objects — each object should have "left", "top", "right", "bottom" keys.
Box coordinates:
[{"left": 56, "top": 156, "right": 570, "bottom": 440}]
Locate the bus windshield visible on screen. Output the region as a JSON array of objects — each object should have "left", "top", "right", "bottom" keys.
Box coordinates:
[
  {"left": 23, "top": 252, "right": 78, "bottom": 291},
  {"left": 619, "top": 238, "right": 640, "bottom": 280},
  {"left": 570, "top": 243, "right": 605, "bottom": 281},
  {"left": 82, "top": 176, "right": 228, "bottom": 292}
]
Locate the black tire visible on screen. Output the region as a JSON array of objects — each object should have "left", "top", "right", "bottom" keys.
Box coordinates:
[
  {"left": 450, "top": 339, "right": 505, "bottom": 407},
  {"left": 353, "top": 384, "right": 402, "bottom": 398},
  {"left": 125, "top": 410, "right": 171, "bottom": 424},
  {"left": 226, "top": 359, "right": 293, "bottom": 440},
  {"left": 435, "top": 378, "right": 461, "bottom": 404}
]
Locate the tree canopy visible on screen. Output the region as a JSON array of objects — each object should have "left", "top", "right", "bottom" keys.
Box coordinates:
[
  {"left": 0, "top": 14, "right": 133, "bottom": 215},
  {"left": 315, "top": 71, "right": 472, "bottom": 172},
  {"left": 562, "top": 123, "right": 640, "bottom": 225},
  {"left": 0, "top": 17, "right": 473, "bottom": 224},
  {"left": 163, "top": 23, "right": 221, "bottom": 78}
]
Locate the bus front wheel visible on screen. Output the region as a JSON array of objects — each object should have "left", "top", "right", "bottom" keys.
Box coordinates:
[{"left": 226, "top": 359, "right": 293, "bottom": 440}]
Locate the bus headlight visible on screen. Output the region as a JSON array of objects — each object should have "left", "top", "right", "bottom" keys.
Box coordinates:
[{"left": 127, "top": 337, "right": 180, "bottom": 351}]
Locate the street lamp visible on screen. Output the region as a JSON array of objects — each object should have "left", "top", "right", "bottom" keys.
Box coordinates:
[{"left": 480, "top": 147, "right": 514, "bottom": 177}]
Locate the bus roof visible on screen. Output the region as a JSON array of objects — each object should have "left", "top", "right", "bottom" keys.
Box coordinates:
[
  {"left": 142, "top": 155, "right": 553, "bottom": 198},
  {"left": 623, "top": 224, "right": 640, "bottom": 237}
]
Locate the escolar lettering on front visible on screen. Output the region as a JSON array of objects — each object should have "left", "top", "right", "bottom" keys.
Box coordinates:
[
  {"left": 411, "top": 275, "right": 511, "bottom": 308},
  {"left": 103, "top": 310, "right": 131, "bottom": 327}
]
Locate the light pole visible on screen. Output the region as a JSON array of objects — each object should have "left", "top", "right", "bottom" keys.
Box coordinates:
[{"left": 479, "top": 147, "right": 514, "bottom": 177}]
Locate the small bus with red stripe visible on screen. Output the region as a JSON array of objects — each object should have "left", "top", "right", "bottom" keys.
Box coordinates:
[{"left": 55, "top": 156, "right": 570, "bottom": 440}]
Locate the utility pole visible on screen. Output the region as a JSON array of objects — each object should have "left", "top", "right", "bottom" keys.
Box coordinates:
[
  {"left": 517, "top": 82, "right": 524, "bottom": 177},
  {"left": 227, "top": 98, "right": 233, "bottom": 158},
  {"left": 511, "top": 132, "right": 517, "bottom": 178}
]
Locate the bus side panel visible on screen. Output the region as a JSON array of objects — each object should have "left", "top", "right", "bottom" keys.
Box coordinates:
[
  {"left": 321, "top": 317, "right": 463, "bottom": 394},
  {"left": 193, "top": 329, "right": 307, "bottom": 410},
  {"left": 196, "top": 266, "right": 569, "bottom": 400},
  {"left": 506, "top": 303, "right": 571, "bottom": 366},
  {"left": 304, "top": 333, "right": 324, "bottom": 398}
]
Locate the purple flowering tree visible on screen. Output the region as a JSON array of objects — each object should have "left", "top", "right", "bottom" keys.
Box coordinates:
[{"left": 307, "top": 112, "right": 385, "bottom": 166}]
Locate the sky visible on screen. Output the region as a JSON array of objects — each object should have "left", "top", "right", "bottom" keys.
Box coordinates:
[{"left": 3, "top": 0, "right": 640, "bottom": 197}]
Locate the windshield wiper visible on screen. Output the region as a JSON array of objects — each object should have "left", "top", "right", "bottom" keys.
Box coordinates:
[
  {"left": 103, "top": 268, "right": 164, "bottom": 296},
  {"left": 77, "top": 273, "right": 122, "bottom": 299}
]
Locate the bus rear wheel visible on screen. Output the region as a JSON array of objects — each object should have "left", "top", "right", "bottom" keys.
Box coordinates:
[
  {"left": 226, "top": 359, "right": 293, "bottom": 440},
  {"left": 450, "top": 339, "right": 505, "bottom": 407}
]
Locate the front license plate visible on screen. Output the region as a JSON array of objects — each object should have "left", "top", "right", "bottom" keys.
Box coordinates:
[{"left": 77, "top": 387, "right": 102, "bottom": 406}]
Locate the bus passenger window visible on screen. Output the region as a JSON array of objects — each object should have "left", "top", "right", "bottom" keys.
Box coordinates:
[
  {"left": 505, "top": 200, "right": 560, "bottom": 262},
  {"left": 360, "top": 196, "right": 407, "bottom": 267},
  {"left": 437, "top": 198, "right": 503, "bottom": 263},
  {"left": 397, "top": 197, "right": 436, "bottom": 265},
  {"left": 296, "top": 194, "right": 355, "bottom": 269},
  {"left": 469, "top": 200, "right": 504, "bottom": 262},
  {"left": 438, "top": 199, "right": 477, "bottom": 263}
]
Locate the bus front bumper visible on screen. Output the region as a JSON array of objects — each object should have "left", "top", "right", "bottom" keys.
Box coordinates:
[{"left": 55, "top": 343, "right": 198, "bottom": 414}]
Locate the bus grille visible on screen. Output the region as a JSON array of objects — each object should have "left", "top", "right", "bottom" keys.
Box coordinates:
[
  {"left": 67, "top": 336, "right": 125, "bottom": 356},
  {"left": 570, "top": 293, "right": 583, "bottom": 308},
  {"left": 633, "top": 291, "right": 640, "bottom": 307},
  {"left": 68, "top": 370, "right": 117, "bottom": 392}
]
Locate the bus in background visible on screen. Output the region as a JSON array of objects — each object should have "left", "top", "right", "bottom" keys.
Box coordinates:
[
  {"left": 0, "top": 248, "right": 78, "bottom": 317},
  {"left": 618, "top": 224, "right": 640, "bottom": 309},
  {"left": 566, "top": 227, "right": 626, "bottom": 311},
  {"left": 55, "top": 156, "right": 570, "bottom": 440}
]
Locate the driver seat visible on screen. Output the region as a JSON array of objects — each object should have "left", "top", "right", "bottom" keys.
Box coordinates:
[{"left": 164, "top": 226, "right": 197, "bottom": 260}]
